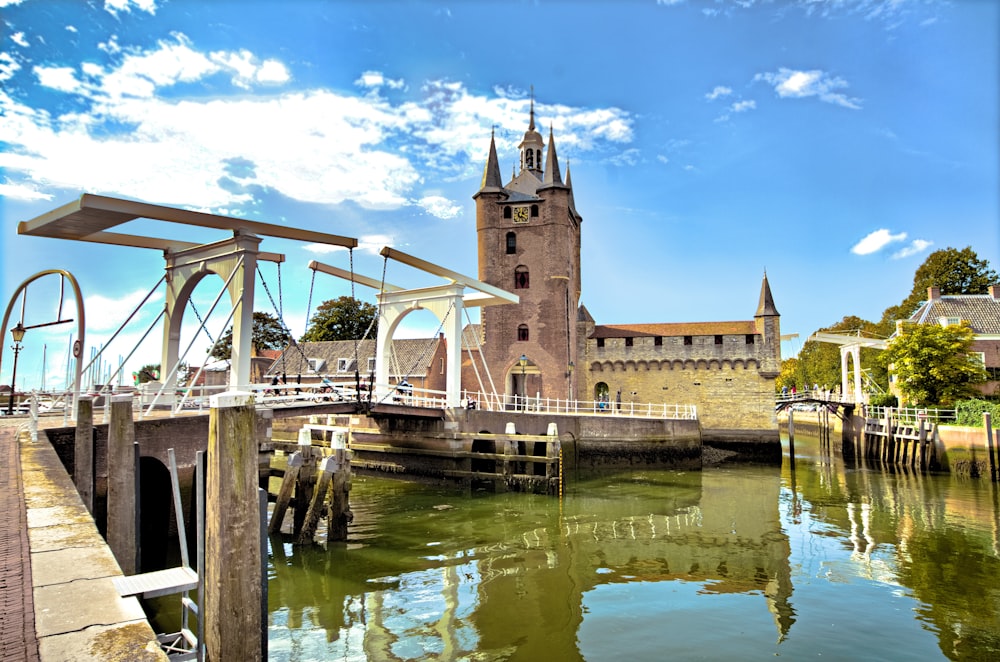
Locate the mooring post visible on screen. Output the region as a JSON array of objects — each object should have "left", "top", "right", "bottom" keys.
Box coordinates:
[
  {"left": 269, "top": 451, "right": 303, "bottom": 535},
  {"left": 787, "top": 409, "right": 795, "bottom": 444},
  {"left": 297, "top": 455, "right": 335, "bottom": 545},
  {"left": 107, "top": 393, "right": 138, "bottom": 575},
  {"left": 74, "top": 394, "right": 95, "bottom": 515},
  {"left": 293, "top": 428, "right": 316, "bottom": 537},
  {"left": 205, "top": 391, "right": 262, "bottom": 662},
  {"left": 327, "top": 432, "right": 352, "bottom": 541},
  {"left": 985, "top": 412, "right": 996, "bottom": 483},
  {"left": 546, "top": 423, "right": 560, "bottom": 485}
]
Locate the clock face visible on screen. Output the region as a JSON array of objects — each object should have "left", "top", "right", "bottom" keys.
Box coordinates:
[{"left": 513, "top": 207, "right": 529, "bottom": 223}]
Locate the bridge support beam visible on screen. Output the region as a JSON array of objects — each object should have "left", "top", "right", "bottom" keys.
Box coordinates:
[
  {"left": 839, "top": 345, "right": 863, "bottom": 404},
  {"left": 376, "top": 284, "right": 465, "bottom": 408}
]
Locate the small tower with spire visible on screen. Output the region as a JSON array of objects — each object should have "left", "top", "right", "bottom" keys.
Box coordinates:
[{"left": 754, "top": 271, "right": 782, "bottom": 377}]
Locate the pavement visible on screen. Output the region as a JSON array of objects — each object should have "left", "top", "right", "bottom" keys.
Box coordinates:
[
  {"left": 0, "top": 417, "right": 167, "bottom": 661},
  {"left": 0, "top": 421, "right": 40, "bottom": 662}
]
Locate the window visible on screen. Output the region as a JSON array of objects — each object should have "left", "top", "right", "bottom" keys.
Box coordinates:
[
  {"left": 597, "top": 338, "right": 605, "bottom": 348},
  {"left": 439, "top": 357, "right": 445, "bottom": 374},
  {"left": 939, "top": 317, "right": 963, "bottom": 327},
  {"left": 514, "top": 266, "right": 530, "bottom": 289},
  {"left": 715, "top": 335, "right": 723, "bottom": 345},
  {"left": 745, "top": 334, "right": 755, "bottom": 345},
  {"left": 367, "top": 357, "right": 376, "bottom": 373},
  {"left": 506, "top": 232, "right": 517, "bottom": 254},
  {"left": 654, "top": 336, "right": 662, "bottom": 346},
  {"left": 530, "top": 204, "right": 539, "bottom": 217},
  {"left": 307, "top": 358, "right": 325, "bottom": 373},
  {"left": 503, "top": 206, "right": 512, "bottom": 219},
  {"left": 683, "top": 336, "right": 693, "bottom": 346},
  {"left": 517, "top": 324, "right": 529, "bottom": 341},
  {"left": 337, "top": 358, "right": 349, "bottom": 372},
  {"left": 625, "top": 337, "right": 633, "bottom": 347}
]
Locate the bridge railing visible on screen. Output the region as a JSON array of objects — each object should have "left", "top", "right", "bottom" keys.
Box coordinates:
[{"left": 461, "top": 391, "right": 697, "bottom": 420}]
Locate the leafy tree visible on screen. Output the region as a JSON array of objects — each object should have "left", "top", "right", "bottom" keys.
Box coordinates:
[
  {"left": 301, "top": 296, "right": 377, "bottom": 342},
  {"left": 878, "top": 246, "right": 999, "bottom": 333},
  {"left": 879, "top": 321, "right": 986, "bottom": 406},
  {"left": 776, "top": 358, "right": 798, "bottom": 391},
  {"left": 210, "top": 311, "right": 290, "bottom": 360}
]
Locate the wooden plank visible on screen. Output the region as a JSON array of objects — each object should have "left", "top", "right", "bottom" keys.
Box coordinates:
[{"left": 113, "top": 566, "right": 198, "bottom": 599}]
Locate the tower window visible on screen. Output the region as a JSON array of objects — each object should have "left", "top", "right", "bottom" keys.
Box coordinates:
[
  {"left": 715, "top": 335, "right": 723, "bottom": 345},
  {"left": 683, "top": 336, "right": 693, "bottom": 346},
  {"left": 597, "top": 338, "right": 605, "bottom": 348},
  {"left": 503, "top": 206, "right": 512, "bottom": 219},
  {"left": 654, "top": 336, "right": 663, "bottom": 346},
  {"left": 517, "top": 325, "right": 529, "bottom": 341},
  {"left": 506, "top": 232, "right": 517, "bottom": 254},
  {"left": 625, "top": 337, "right": 633, "bottom": 347},
  {"left": 514, "top": 266, "right": 530, "bottom": 289},
  {"left": 745, "top": 334, "right": 755, "bottom": 345},
  {"left": 526, "top": 150, "right": 534, "bottom": 169},
  {"left": 530, "top": 204, "right": 539, "bottom": 217}
]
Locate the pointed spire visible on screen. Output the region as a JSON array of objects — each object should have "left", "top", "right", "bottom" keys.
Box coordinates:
[
  {"left": 543, "top": 124, "right": 564, "bottom": 186},
  {"left": 528, "top": 85, "right": 536, "bottom": 131},
  {"left": 755, "top": 271, "right": 779, "bottom": 317},
  {"left": 478, "top": 127, "right": 503, "bottom": 192},
  {"left": 565, "top": 160, "right": 577, "bottom": 210}
]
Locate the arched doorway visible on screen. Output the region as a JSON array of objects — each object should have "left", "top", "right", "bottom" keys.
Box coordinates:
[
  {"left": 594, "top": 382, "right": 609, "bottom": 407},
  {"left": 508, "top": 355, "right": 538, "bottom": 410}
]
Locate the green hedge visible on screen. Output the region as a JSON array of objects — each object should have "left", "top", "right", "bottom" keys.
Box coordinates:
[
  {"left": 955, "top": 399, "right": 1000, "bottom": 427},
  {"left": 868, "top": 393, "right": 898, "bottom": 408}
]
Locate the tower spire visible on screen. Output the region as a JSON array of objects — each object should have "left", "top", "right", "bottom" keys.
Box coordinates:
[
  {"left": 478, "top": 126, "right": 503, "bottom": 192},
  {"left": 755, "top": 271, "right": 779, "bottom": 317},
  {"left": 542, "top": 123, "right": 564, "bottom": 187}
]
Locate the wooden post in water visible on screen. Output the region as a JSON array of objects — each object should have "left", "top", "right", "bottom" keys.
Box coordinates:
[
  {"left": 205, "top": 391, "right": 262, "bottom": 662},
  {"left": 107, "top": 394, "right": 138, "bottom": 575},
  {"left": 916, "top": 419, "right": 926, "bottom": 471},
  {"left": 985, "top": 412, "right": 996, "bottom": 483},
  {"left": 297, "top": 455, "right": 335, "bottom": 544},
  {"left": 787, "top": 409, "right": 795, "bottom": 444},
  {"left": 269, "top": 451, "right": 303, "bottom": 535},
  {"left": 327, "top": 431, "right": 352, "bottom": 541},
  {"left": 292, "top": 428, "right": 315, "bottom": 537},
  {"left": 74, "top": 394, "right": 95, "bottom": 515}
]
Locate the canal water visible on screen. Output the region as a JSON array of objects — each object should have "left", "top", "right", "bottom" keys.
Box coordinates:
[{"left": 260, "top": 430, "right": 1000, "bottom": 661}]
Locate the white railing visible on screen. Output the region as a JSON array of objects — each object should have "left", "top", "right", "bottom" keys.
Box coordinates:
[{"left": 460, "top": 391, "right": 697, "bottom": 420}]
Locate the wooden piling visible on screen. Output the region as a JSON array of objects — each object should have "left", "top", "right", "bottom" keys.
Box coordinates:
[
  {"left": 297, "top": 455, "right": 336, "bottom": 544},
  {"left": 107, "top": 394, "right": 138, "bottom": 575},
  {"left": 74, "top": 394, "right": 95, "bottom": 515},
  {"left": 327, "top": 433, "right": 352, "bottom": 541},
  {"left": 205, "top": 391, "right": 262, "bottom": 662},
  {"left": 985, "top": 412, "right": 996, "bottom": 483},
  {"left": 292, "top": 429, "right": 316, "bottom": 537},
  {"left": 269, "top": 451, "right": 303, "bottom": 535}
]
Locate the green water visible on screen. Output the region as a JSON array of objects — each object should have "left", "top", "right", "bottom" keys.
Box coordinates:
[{"left": 261, "top": 433, "right": 1000, "bottom": 661}]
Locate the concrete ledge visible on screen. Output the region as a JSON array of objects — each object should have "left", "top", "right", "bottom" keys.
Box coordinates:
[{"left": 19, "top": 431, "right": 168, "bottom": 661}]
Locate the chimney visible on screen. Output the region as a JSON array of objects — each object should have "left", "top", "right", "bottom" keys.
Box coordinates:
[
  {"left": 990, "top": 284, "right": 1000, "bottom": 299},
  {"left": 927, "top": 286, "right": 941, "bottom": 300}
]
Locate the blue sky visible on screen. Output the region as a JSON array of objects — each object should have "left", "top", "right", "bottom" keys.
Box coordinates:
[{"left": 1, "top": 0, "right": 997, "bottom": 391}]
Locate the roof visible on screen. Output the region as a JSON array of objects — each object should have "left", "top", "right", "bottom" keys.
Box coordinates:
[
  {"left": 909, "top": 293, "right": 1000, "bottom": 335},
  {"left": 265, "top": 337, "right": 442, "bottom": 378},
  {"left": 591, "top": 320, "right": 757, "bottom": 339}
]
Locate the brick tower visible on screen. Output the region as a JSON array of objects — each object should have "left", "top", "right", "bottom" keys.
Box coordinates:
[{"left": 473, "top": 98, "right": 582, "bottom": 402}]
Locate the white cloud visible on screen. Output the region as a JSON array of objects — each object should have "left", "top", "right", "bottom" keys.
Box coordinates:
[
  {"left": 851, "top": 228, "right": 907, "bottom": 255},
  {"left": 892, "top": 239, "right": 933, "bottom": 259},
  {"left": 355, "top": 71, "right": 405, "bottom": 90},
  {"left": 104, "top": 0, "right": 158, "bottom": 16},
  {"left": 33, "top": 65, "right": 81, "bottom": 92},
  {"left": 358, "top": 234, "right": 394, "bottom": 255},
  {"left": 0, "top": 181, "right": 53, "bottom": 201},
  {"left": 706, "top": 86, "right": 732, "bottom": 101},
  {"left": 85, "top": 289, "right": 164, "bottom": 332},
  {"left": 12, "top": 32, "right": 28, "bottom": 47},
  {"left": 730, "top": 99, "right": 756, "bottom": 113},
  {"left": 0, "top": 53, "right": 21, "bottom": 82},
  {"left": 755, "top": 67, "right": 862, "bottom": 109},
  {"left": 417, "top": 195, "right": 462, "bottom": 220}
]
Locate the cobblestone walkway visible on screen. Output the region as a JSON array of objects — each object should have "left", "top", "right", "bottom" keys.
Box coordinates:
[{"left": 0, "top": 424, "right": 40, "bottom": 662}]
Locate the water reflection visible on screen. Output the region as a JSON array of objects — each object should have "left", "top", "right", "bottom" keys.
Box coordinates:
[{"left": 265, "top": 433, "right": 1000, "bottom": 661}]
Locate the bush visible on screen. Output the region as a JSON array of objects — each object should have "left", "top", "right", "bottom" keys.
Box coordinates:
[
  {"left": 954, "top": 399, "right": 1000, "bottom": 427},
  {"left": 868, "top": 393, "right": 898, "bottom": 408}
]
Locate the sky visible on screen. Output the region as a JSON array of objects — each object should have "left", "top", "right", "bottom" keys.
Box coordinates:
[{"left": 1, "top": 0, "right": 998, "bottom": 392}]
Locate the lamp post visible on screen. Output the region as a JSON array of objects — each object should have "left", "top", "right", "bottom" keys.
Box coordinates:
[
  {"left": 518, "top": 354, "right": 527, "bottom": 411},
  {"left": 7, "top": 322, "right": 26, "bottom": 415},
  {"left": 567, "top": 361, "right": 574, "bottom": 402}
]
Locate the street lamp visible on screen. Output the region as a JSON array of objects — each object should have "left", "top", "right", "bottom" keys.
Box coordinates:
[
  {"left": 7, "top": 322, "right": 26, "bottom": 415},
  {"left": 518, "top": 354, "right": 527, "bottom": 411}
]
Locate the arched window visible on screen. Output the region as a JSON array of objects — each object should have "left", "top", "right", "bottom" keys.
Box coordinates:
[
  {"left": 526, "top": 150, "right": 534, "bottom": 169},
  {"left": 530, "top": 204, "right": 539, "bottom": 217},
  {"left": 506, "top": 232, "right": 517, "bottom": 254},
  {"left": 503, "top": 206, "right": 512, "bottom": 219},
  {"left": 514, "top": 265, "right": 529, "bottom": 289},
  {"left": 517, "top": 324, "right": 529, "bottom": 341}
]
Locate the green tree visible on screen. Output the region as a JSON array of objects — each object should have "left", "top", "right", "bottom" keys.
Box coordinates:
[
  {"left": 210, "top": 311, "right": 290, "bottom": 360},
  {"left": 301, "top": 296, "right": 377, "bottom": 342},
  {"left": 879, "top": 321, "right": 986, "bottom": 406},
  {"left": 134, "top": 363, "right": 161, "bottom": 384},
  {"left": 878, "top": 246, "right": 999, "bottom": 333}
]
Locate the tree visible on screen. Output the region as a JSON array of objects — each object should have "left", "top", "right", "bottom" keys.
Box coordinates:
[
  {"left": 879, "top": 321, "right": 986, "bottom": 406},
  {"left": 879, "top": 247, "right": 999, "bottom": 333},
  {"left": 210, "top": 311, "right": 290, "bottom": 360},
  {"left": 301, "top": 296, "right": 377, "bottom": 342},
  {"left": 134, "top": 364, "right": 161, "bottom": 384}
]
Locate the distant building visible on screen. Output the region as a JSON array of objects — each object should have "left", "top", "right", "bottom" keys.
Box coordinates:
[{"left": 896, "top": 285, "right": 1000, "bottom": 398}]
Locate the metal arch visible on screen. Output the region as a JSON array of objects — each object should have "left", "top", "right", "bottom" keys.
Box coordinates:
[{"left": 1, "top": 269, "right": 86, "bottom": 416}]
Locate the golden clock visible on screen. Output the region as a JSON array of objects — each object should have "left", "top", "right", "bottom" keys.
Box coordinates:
[{"left": 513, "top": 207, "right": 529, "bottom": 223}]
